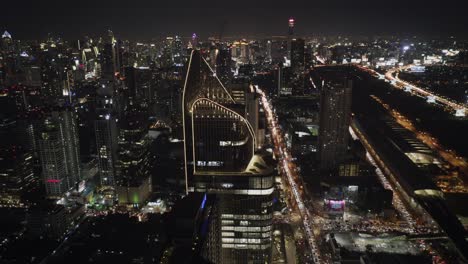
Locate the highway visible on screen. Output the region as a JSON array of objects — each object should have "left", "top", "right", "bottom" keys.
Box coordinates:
[
  {"left": 350, "top": 121, "right": 451, "bottom": 263},
  {"left": 257, "top": 84, "right": 438, "bottom": 263},
  {"left": 355, "top": 65, "right": 467, "bottom": 116},
  {"left": 349, "top": 122, "right": 420, "bottom": 232},
  {"left": 370, "top": 95, "right": 468, "bottom": 193},
  {"left": 256, "top": 85, "right": 328, "bottom": 264}
]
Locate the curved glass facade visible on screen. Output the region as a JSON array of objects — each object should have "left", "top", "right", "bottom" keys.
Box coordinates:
[
  {"left": 182, "top": 50, "right": 272, "bottom": 263},
  {"left": 192, "top": 98, "right": 255, "bottom": 173}
]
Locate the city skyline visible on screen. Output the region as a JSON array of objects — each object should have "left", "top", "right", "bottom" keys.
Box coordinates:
[
  {"left": 2, "top": 6, "right": 468, "bottom": 264},
  {"left": 3, "top": 0, "right": 468, "bottom": 39}
]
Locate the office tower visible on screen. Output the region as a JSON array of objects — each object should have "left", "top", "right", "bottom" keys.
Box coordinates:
[
  {"left": 245, "top": 89, "right": 260, "bottom": 148},
  {"left": 24, "top": 66, "right": 42, "bottom": 87},
  {"left": 183, "top": 50, "right": 273, "bottom": 264},
  {"left": 270, "top": 40, "right": 287, "bottom": 65},
  {"left": 291, "top": 38, "right": 305, "bottom": 72},
  {"left": 173, "top": 35, "right": 184, "bottom": 66},
  {"left": 0, "top": 119, "right": 34, "bottom": 206},
  {"left": 41, "top": 61, "right": 64, "bottom": 100},
  {"left": 290, "top": 38, "right": 306, "bottom": 95},
  {"left": 216, "top": 47, "right": 232, "bottom": 85},
  {"left": 318, "top": 79, "right": 352, "bottom": 171},
  {"left": 123, "top": 66, "right": 154, "bottom": 106},
  {"left": 100, "top": 30, "right": 120, "bottom": 80},
  {"left": 115, "top": 100, "right": 152, "bottom": 207},
  {"left": 95, "top": 81, "right": 119, "bottom": 188},
  {"left": 276, "top": 66, "right": 293, "bottom": 96},
  {"left": 1, "top": 31, "right": 13, "bottom": 52},
  {"left": 287, "top": 18, "right": 295, "bottom": 61},
  {"left": 183, "top": 51, "right": 254, "bottom": 175},
  {"left": 123, "top": 66, "right": 137, "bottom": 98},
  {"left": 161, "top": 37, "right": 175, "bottom": 68},
  {"left": 38, "top": 110, "right": 82, "bottom": 198}
]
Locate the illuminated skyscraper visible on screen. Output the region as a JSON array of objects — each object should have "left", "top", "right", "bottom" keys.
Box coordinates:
[
  {"left": 183, "top": 50, "right": 256, "bottom": 179},
  {"left": 0, "top": 119, "right": 34, "bottom": 206},
  {"left": 215, "top": 47, "right": 232, "bottom": 85},
  {"left": 183, "top": 50, "right": 273, "bottom": 263},
  {"left": 95, "top": 81, "right": 119, "bottom": 188},
  {"left": 100, "top": 30, "right": 120, "bottom": 80},
  {"left": 38, "top": 110, "right": 82, "bottom": 198},
  {"left": 1, "top": 31, "right": 13, "bottom": 53},
  {"left": 318, "top": 79, "right": 352, "bottom": 171},
  {"left": 287, "top": 18, "right": 296, "bottom": 63},
  {"left": 291, "top": 38, "right": 305, "bottom": 72},
  {"left": 115, "top": 99, "right": 152, "bottom": 207}
]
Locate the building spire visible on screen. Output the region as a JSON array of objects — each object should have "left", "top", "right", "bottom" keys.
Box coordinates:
[{"left": 2, "top": 30, "right": 12, "bottom": 39}]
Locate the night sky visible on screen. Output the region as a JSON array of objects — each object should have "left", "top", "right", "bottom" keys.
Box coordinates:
[{"left": 2, "top": 0, "right": 468, "bottom": 40}]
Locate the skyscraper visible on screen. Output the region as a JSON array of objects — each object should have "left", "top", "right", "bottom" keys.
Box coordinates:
[
  {"left": 291, "top": 38, "right": 305, "bottom": 72},
  {"left": 318, "top": 78, "right": 352, "bottom": 171},
  {"left": 0, "top": 119, "right": 34, "bottom": 206},
  {"left": 182, "top": 50, "right": 273, "bottom": 263},
  {"left": 38, "top": 109, "right": 82, "bottom": 198},
  {"left": 100, "top": 30, "right": 120, "bottom": 80},
  {"left": 215, "top": 47, "right": 232, "bottom": 85},
  {"left": 115, "top": 99, "right": 152, "bottom": 207},
  {"left": 287, "top": 17, "right": 295, "bottom": 62},
  {"left": 95, "top": 81, "right": 119, "bottom": 188}
]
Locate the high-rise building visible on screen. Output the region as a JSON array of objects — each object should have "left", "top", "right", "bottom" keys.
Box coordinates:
[
  {"left": 38, "top": 110, "right": 82, "bottom": 197},
  {"left": 0, "top": 120, "right": 34, "bottom": 206},
  {"left": 116, "top": 99, "right": 152, "bottom": 207},
  {"left": 100, "top": 30, "right": 120, "bottom": 80},
  {"left": 216, "top": 47, "right": 232, "bottom": 85},
  {"left": 287, "top": 18, "right": 295, "bottom": 61},
  {"left": 1, "top": 31, "right": 13, "bottom": 53},
  {"left": 245, "top": 89, "right": 260, "bottom": 148},
  {"left": 95, "top": 81, "right": 119, "bottom": 188},
  {"left": 182, "top": 50, "right": 273, "bottom": 263},
  {"left": 270, "top": 40, "right": 287, "bottom": 65},
  {"left": 173, "top": 35, "right": 184, "bottom": 66},
  {"left": 291, "top": 38, "right": 305, "bottom": 72},
  {"left": 318, "top": 78, "right": 352, "bottom": 171}
]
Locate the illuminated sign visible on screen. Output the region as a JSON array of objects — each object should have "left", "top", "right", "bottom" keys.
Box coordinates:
[{"left": 46, "top": 179, "right": 61, "bottom": 183}]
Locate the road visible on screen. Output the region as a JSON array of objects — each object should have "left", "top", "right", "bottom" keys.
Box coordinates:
[
  {"left": 350, "top": 121, "right": 448, "bottom": 263},
  {"left": 355, "top": 65, "right": 467, "bottom": 116},
  {"left": 370, "top": 95, "right": 468, "bottom": 193},
  {"left": 256, "top": 85, "right": 328, "bottom": 264}
]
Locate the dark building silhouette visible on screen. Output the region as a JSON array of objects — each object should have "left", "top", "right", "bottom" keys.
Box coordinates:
[{"left": 318, "top": 79, "right": 352, "bottom": 171}]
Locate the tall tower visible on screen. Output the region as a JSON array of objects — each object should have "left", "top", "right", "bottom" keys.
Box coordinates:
[
  {"left": 182, "top": 50, "right": 273, "bottom": 263},
  {"left": 288, "top": 18, "right": 295, "bottom": 37},
  {"left": 318, "top": 79, "right": 352, "bottom": 171},
  {"left": 38, "top": 110, "right": 82, "bottom": 198},
  {"left": 287, "top": 17, "right": 295, "bottom": 62},
  {"left": 291, "top": 38, "right": 305, "bottom": 71},
  {"left": 115, "top": 99, "right": 152, "bottom": 206},
  {"left": 100, "top": 30, "right": 120, "bottom": 80},
  {"left": 95, "top": 81, "right": 119, "bottom": 188},
  {"left": 1, "top": 31, "right": 13, "bottom": 52},
  {"left": 0, "top": 119, "right": 34, "bottom": 205}
]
